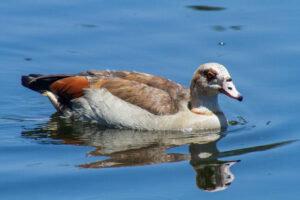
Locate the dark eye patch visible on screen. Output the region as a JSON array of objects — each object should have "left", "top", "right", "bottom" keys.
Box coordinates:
[
  {"left": 226, "top": 78, "right": 232, "bottom": 82},
  {"left": 204, "top": 70, "right": 217, "bottom": 82},
  {"left": 207, "top": 72, "right": 215, "bottom": 80}
]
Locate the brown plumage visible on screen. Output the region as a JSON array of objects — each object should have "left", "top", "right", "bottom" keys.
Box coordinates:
[
  {"left": 91, "top": 78, "right": 181, "bottom": 115},
  {"left": 84, "top": 70, "right": 189, "bottom": 101},
  {"left": 87, "top": 71, "right": 190, "bottom": 115}
]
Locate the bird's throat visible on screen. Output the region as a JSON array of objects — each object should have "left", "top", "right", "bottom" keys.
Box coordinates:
[{"left": 190, "top": 93, "right": 221, "bottom": 115}]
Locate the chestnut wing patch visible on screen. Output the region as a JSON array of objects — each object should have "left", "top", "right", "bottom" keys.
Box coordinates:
[
  {"left": 50, "top": 76, "right": 90, "bottom": 100},
  {"left": 92, "top": 79, "right": 179, "bottom": 115}
]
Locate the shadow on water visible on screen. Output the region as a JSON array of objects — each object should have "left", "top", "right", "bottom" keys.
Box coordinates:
[
  {"left": 77, "top": 24, "right": 98, "bottom": 28},
  {"left": 186, "top": 5, "right": 226, "bottom": 12},
  {"left": 21, "top": 114, "right": 295, "bottom": 192},
  {"left": 212, "top": 25, "right": 243, "bottom": 32}
]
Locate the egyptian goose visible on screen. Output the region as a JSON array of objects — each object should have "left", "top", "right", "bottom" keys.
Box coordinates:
[{"left": 21, "top": 63, "right": 242, "bottom": 131}]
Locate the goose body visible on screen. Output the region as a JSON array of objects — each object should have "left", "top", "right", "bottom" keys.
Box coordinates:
[{"left": 22, "top": 63, "right": 242, "bottom": 131}]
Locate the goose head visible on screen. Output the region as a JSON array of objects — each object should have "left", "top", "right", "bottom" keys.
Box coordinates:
[{"left": 190, "top": 63, "right": 242, "bottom": 113}]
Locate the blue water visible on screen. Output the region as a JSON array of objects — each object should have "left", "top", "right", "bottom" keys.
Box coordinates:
[{"left": 1, "top": 0, "right": 300, "bottom": 199}]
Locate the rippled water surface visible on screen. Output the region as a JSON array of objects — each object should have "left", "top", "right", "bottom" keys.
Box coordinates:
[{"left": 1, "top": 0, "right": 300, "bottom": 199}]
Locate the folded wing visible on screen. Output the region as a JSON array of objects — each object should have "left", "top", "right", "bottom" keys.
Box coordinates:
[{"left": 25, "top": 70, "right": 190, "bottom": 115}]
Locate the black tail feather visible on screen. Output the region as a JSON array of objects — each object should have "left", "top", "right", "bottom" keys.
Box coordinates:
[{"left": 21, "top": 74, "right": 73, "bottom": 93}]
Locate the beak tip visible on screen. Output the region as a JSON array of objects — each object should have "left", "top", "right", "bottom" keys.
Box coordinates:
[{"left": 237, "top": 95, "right": 243, "bottom": 102}]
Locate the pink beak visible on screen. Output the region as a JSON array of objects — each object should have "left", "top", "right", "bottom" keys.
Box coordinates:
[{"left": 220, "top": 78, "right": 243, "bottom": 101}]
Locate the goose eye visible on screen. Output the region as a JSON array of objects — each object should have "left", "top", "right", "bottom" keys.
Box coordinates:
[{"left": 206, "top": 71, "right": 216, "bottom": 81}]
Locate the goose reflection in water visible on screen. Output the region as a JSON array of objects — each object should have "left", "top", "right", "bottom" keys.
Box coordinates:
[{"left": 22, "top": 114, "right": 293, "bottom": 192}]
